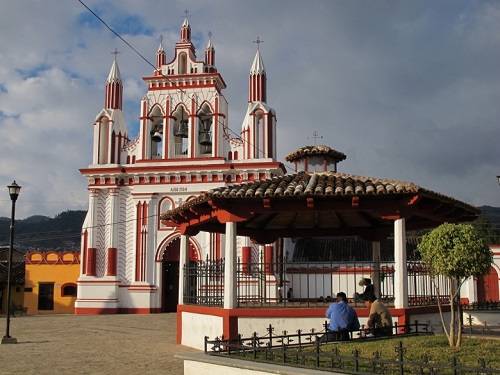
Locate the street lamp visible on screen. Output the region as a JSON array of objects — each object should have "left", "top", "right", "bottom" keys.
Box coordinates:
[{"left": 2, "top": 180, "right": 21, "bottom": 344}]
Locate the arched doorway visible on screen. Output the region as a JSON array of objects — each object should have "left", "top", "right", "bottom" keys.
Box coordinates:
[
  {"left": 160, "top": 236, "right": 199, "bottom": 312},
  {"left": 477, "top": 267, "right": 500, "bottom": 302}
]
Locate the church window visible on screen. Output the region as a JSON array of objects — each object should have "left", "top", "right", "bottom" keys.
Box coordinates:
[
  {"left": 149, "top": 106, "right": 163, "bottom": 160},
  {"left": 198, "top": 104, "right": 213, "bottom": 155},
  {"left": 254, "top": 110, "right": 265, "bottom": 158},
  {"left": 98, "top": 117, "right": 110, "bottom": 164},
  {"left": 173, "top": 106, "right": 189, "bottom": 157},
  {"left": 158, "top": 197, "right": 174, "bottom": 229},
  {"left": 178, "top": 53, "right": 187, "bottom": 74}
]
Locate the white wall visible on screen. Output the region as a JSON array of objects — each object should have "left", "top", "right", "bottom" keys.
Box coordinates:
[{"left": 182, "top": 312, "right": 223, "bottom": 350}]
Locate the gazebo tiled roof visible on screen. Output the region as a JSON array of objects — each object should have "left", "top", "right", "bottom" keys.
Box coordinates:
[
  {"left": 161, "top": 171, "right": 478, "bottom": 243},
  {"left": 162, "top": 172, "right": 476, "bottom": 217},
  {"left": 285, "top": 145, "right": 347, "bottom": 163}
]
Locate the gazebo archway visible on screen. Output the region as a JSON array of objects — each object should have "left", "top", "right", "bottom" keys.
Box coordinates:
[{"left": 156, "top": 234, "right": 200, "bottom": 312}]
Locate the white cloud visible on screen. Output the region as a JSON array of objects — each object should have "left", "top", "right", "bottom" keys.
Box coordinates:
[{"left": 0, "top": 0, "right": 500, "bottom": 219}]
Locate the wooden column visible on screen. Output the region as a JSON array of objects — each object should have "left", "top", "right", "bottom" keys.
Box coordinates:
[
  {"left": 264, "top": 244, "right": 273, "bottom": 275},
  {"left": 372, "top": 241, "right": 381, "bottom": 299},
  {"left": 224, "top": 222, "right": 237, "bottom": 309},
  {"left": 241, "top": 246, "right": 251, "bottom": 274},
  {"left": 394, "top": 218, "right": 408, "bottom": 308}
]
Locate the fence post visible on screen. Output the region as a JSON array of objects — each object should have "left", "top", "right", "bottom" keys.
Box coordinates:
[
  {"left": 267, "top": 324, "right": 274, "bottom": 348},
  {"left": 415, "top": 320, "right": 418, "bottom": 334},
  {"left": 297, "top": 329, "right": 302, "bottom": 349},
  {"left": 467, "top": 313, "right": 473, "bottom": 337},
  {"left": 252, "top": 331, "right": 257, "bottom": 360},
  {"left": 353, "top": 349, "right": 359, "bottom": 372},
  {"left": 282, "top": 338, "right": 286, "bottom": 364},
  {"left": 315, "top": 335, "right": 320, "bottom": 367},
  {"left": 395, "top": 341, "right": 405, "bottom": 375},
  {"left": 451, "top": 356, "right": 458, "bottom": 375},
  {"left": 204, "top": 336, "right": 208, "bottom": 353}
]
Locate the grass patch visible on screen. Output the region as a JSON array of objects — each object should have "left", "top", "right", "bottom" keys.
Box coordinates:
[
  {"left": 229, "top": 334, "right": 500, "bottom": 373},
  {"left": 323, "top": 334, "right": 500, "bottom": 368}
]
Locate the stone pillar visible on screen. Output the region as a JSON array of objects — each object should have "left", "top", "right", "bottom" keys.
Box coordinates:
[
  {"left": 106, "top": 248, "right": 117, "bottom": 276},
  {"left": 86, "top": 189, "right": 99, "bottom": 249},
  {"left": 372, "top": 241, "right": 381, "bottom": 299},
  {"left": 86, "top": 248, "right": 97, "bottom": 276},
  {"left": 107, "top": 188, "right": 119, "bottom": 277},
  {"left": 178, "top": 235, "right": 189, "bottom": 305},
  {"left": 394, "top": 218, "right": 409, "bottom": 308},
  {"left": 224, "top": 222, "right": 237, "bottom": 309}
]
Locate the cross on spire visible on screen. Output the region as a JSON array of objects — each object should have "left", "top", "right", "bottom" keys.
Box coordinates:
[
  {"left": 208, "top": 31, "right": 212, "bottom": 39},
  {"left": 253, "top": 36, "right": 264, "bottom": 50},
  {"left": 309, "top": 131, "right": 323, "bottom": 145},
  {"left": 111, "top": 48, "right": 120, "bottom": 61},
  {"left": 184, "top": 9, "right": 190, "bottom": 20}
]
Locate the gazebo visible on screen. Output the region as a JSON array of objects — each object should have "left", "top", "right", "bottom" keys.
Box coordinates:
[{"left": 161, "top": 148, "right": 479, "bottom": 349}]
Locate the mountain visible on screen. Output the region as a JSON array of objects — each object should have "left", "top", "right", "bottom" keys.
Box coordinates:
[
  {"left": 0, "top": 210, "right": 87, "bottom": 251},
  {"left": 479, "top": 206, "right": 500, "bottom": 227}
]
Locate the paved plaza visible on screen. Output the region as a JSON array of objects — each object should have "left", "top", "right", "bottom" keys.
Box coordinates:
[{"left": 0, "top": 313, "right": 196, "bottom": 374}]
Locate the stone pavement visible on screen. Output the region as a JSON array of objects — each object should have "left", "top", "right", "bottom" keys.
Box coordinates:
[{"left": 0, "top": 313, "right": 197, "bottom": 374}]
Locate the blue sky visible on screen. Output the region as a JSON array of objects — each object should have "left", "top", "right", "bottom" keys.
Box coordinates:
[{"left": 0, "top": 0, "right": 499, "bottom": 218}]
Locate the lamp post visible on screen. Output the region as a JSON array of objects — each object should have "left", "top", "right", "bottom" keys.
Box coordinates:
[{"left": 2, "top": 180, "right": 21, "bottom": 344}]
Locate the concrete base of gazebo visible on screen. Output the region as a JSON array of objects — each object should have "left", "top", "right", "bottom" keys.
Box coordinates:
[{"left": 177, "top": 304, "right": 451, "bottom": 350}]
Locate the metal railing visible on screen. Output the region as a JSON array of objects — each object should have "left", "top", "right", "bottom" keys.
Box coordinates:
[
  {"left": 237, "top": 260, "right": 395, "bottom": 307},
  {"left": 407, "top": 261, "right": 450, "bottom": 306},
  {"left": 184, "top": 259, "right": 224, "bottom": 306},
  {"left": 204, "top": 322, "right": 500, "bottom": 374},
  {"left": 184, "top": 258, "right": 452, "bottom": 308}
]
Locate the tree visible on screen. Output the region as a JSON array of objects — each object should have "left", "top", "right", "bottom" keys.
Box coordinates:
[{"left": 417, "top": 223, "right": 492, "bottom": 348}]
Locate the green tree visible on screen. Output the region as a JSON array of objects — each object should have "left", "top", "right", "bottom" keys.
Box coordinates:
[{"left": 417, "top": 223, "right": 492, "bottom": 348}]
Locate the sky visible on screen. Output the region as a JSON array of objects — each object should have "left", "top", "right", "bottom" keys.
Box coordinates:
[{"left": 0, "top": 0, "right": 499, "bottom": 218}]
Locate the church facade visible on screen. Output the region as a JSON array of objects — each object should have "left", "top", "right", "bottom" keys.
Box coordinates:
[{"left": 75, "top": 18, "right": 283, "bottom": 314}]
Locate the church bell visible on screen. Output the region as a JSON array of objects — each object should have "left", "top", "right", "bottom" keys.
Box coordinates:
[
  {"left": 151, "top": 131, "right": 162, "bottom": 142},
  {"left": 174, "top": 120, "right": 189, "bottom": 138}
]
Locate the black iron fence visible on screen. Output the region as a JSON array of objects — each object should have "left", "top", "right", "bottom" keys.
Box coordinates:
[
  {"left": 407, "top": 261, "right": 450, "bottom": 306},
  {"left": 204, "top": 322, "right": 500, "bottom": 374},
  {"left": 463, "top": 301, "right": 500, "bottom": 311},
  {"left": 184, "top": 258, "right": 452, "bottom": 308},
  {"left": 184, "top": 258, "right": 224, "bottom": 306},
  {"left": 237, "top": 260, "right": 395, "bottom": 307}
]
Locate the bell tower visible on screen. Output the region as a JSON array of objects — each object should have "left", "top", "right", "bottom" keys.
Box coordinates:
[
  {"left": 138, "top": 18, "right": 228, "bottom": 161},
  {"left": 241, "top": 40, "right": 277, "bottom": 160},
  {"left": 92, "top": 52, "right": 127, "bottom": 165}
]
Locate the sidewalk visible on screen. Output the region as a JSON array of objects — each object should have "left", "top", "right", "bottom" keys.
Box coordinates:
[{"left": 0, "top": 313, "right": 196, "bottom": 374}]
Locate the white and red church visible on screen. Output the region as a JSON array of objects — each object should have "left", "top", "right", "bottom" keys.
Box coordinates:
[
  {"left": 76, "top": 17, "right": 499, "bottom": 351},
  {"left": 76, "top": 18, "right": 282, "bottom": 314}
]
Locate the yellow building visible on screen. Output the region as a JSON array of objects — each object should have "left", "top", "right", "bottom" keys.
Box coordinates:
[{"left": 24, "top": 251, "right": 80, "bottom": 314}]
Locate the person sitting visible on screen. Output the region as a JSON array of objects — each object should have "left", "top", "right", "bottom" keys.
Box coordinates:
[
  {"left": 324, "top": 292, "right": 360, "bottom": 341},
  {"left": 365, "top": 295, "right": 393, "bottom": 337},
  {"left": 354, "top": 278, "right": 376, "bottom": 302}
]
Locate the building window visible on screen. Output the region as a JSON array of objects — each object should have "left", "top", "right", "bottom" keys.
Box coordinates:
[
  {"left": 24, "top": 287, "right": 33, "bottom": 292},
  {"left": 61, "top": 284, "right": 77, "bottom": 297}
]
